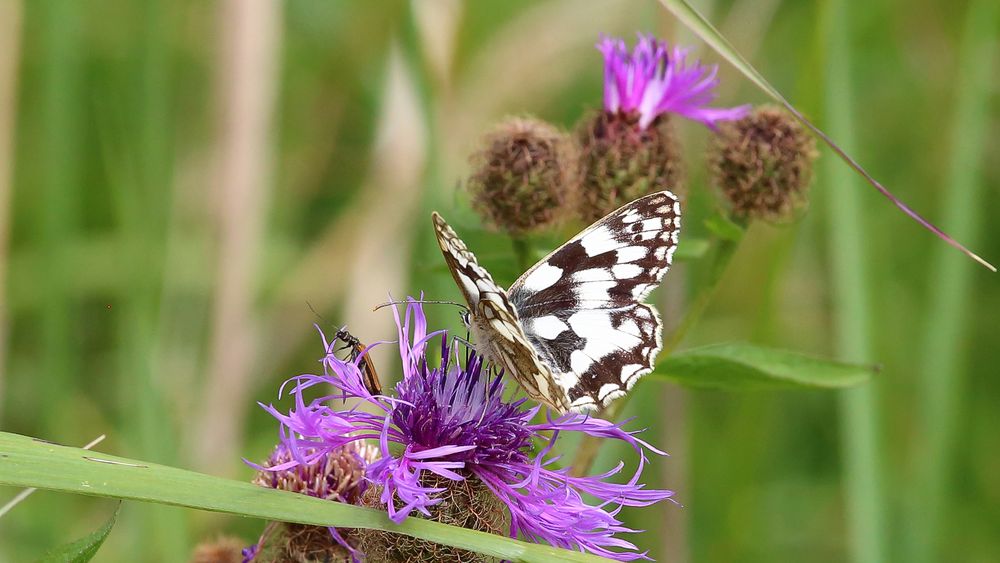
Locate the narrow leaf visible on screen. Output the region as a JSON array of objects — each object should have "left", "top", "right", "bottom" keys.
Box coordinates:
[
  {"left": 0, "top": 433, "right": 608, "bottom": 563},
  {"left": 657, "top": 0, "right": 995, "bottom": 271},
  {"left": 653, "top": 342, "right": 876, "bottom": 390},
  {"left": 703, "top": 214, "right": 745, "bottom": 241},
  {"left": 37, "top": 503, "right": 120, "bottom": 563},
  {"left": 674, "top": 237, "right": 710, "bottom": 260}
]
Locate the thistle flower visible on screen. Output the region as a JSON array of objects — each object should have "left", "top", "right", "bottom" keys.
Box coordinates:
[
  {"left": 598, "top": 34, "right": 750, "bottom": 130},
  {"left": 259, "top": 299, "right": 674, "bottom": 562},
  {"left": 708, "top": 105, "right": 818, "bottom": 221},
  {"left": 467, "top": 116, "right": 578, "bottom": 235}
]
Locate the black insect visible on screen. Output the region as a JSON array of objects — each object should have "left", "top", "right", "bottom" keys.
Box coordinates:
[{"left": 334, "top": 327, "right": 382, "bottom": 395}]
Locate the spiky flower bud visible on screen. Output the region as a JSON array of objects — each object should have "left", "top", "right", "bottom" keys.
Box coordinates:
[
  {"left": 466, "top": 116, "right": 577, "bottom": 235},
  {"left": 576, "top": 111, "right": 684, "bottom": 223},
  {"left": 355, "top": 473, "right": 508, "bottom": 563},
  {"left": 708, "top": 106, "right": 818, "bottom": 221}
]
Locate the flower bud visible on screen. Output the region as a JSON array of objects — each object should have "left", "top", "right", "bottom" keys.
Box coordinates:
[
  {"left": 466, "top": 116, "right": 577, "bottom": 234},
  {"left": 576, "top": 111, "right": 684, "bottom": 222},
  {"left": 708, "top": 106, "right": 818, "bottom": 221},
  {"left": 190, "top": 536, "right": 245, "bottom": 563}
]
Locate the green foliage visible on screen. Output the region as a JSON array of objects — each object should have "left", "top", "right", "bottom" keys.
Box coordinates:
[
  {"left": 0, "top": 433, "right": 606, "bottom": 563},
  {"left": 654, "top": 342, "right": 876, "bottom": 390},
  {"left": 37, "top": 503, "right": 119, "bottom": 563},
  {"left": 1, "top": 1, "right": 995, "bottom": 562}
]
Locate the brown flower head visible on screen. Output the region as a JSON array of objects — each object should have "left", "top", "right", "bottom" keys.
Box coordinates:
[
  {"left": 466, "top": 116, "right": 577, "bottom": 235},
  {"left": 708, "top": 105, "right": 818, "bottom": 221}
]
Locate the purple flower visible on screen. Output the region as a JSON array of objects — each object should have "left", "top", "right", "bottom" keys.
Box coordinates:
[
  {"left": 258, "top": 299, "right": 674, "bottom": 561},
  {"left": 599, "top": 33, "right": 750, "bottom": 129}
]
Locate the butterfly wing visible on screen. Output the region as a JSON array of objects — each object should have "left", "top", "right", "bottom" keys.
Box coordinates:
[
  {"left": 508, "top": 191, "right": 681, "bottom": 412},
  {"left": 431, "top": 212, "right": 571, "bottom": 411}
]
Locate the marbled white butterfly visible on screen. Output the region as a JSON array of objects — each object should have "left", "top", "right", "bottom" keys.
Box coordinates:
[{"left": 432, "top": 191, "right": 681, "bottom": 413}]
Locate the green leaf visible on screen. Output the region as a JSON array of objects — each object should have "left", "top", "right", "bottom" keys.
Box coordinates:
[
  {"left": 0, "top": 433, "right": 608, "bottom": 563},
  {"left": 653, "top": 342, "right": 877, "bottom": 390},
  {"left": 657, "top": 0, "right": 995, "bottom": 272},
  {"left": 38, "top": 503, "right": 120, "bottom": 563}
]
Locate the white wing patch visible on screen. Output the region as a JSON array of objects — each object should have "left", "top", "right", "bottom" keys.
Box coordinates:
[
  {"left": 531, "top": 315, "right": 569, "bottom": 340},
  {"left": 521, "top": 263, "right": 563, "bottom": 292}
]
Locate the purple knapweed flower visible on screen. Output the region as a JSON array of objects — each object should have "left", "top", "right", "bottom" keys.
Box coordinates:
[
  {"left": 258, "top": 298, "right": 675, "bottom": 561},
  {"left": 599, "top": 33, "right": 750, "bottom": 129}
]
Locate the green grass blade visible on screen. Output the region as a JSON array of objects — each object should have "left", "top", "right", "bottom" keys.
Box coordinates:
[
  {"left": 906, "top": 1, "right": 999, "bottom": 561},
  {"left": 652, "top": 342, "right": 876, "bottom": 390},
  {"left": 819, "top": 1, "right": 885, "bottom": 561},
  {"left": 656, "top": 0, "right": 995, "bottom": 271},
  {"left": 0, "top": 432, "right": 611, "bottom": 563},
  {"left": 37, "top": 503, "right": 120, "bottom": 563}
]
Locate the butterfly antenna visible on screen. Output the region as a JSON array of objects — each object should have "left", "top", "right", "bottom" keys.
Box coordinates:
[
  {"left": 453, "top": 335, "right": 475, "bottom": 349},
  {"left": 373, "top": 299, "right": 469, "bottom": 313}
]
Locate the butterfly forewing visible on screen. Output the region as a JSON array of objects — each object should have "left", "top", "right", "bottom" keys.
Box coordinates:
[
  {"left": 432, "top": 191, "right": 680, "bottom": 413},
  {"left": 432, "top": 213, "right": 572, "bottom": 411}
]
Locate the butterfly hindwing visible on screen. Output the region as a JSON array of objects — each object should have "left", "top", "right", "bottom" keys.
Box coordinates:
[
  {"left": 432, "top": 190, "right": 680, "bottom": 413},
  {"left": 507, "top": 191, "right": 680, "bottom": 411}
]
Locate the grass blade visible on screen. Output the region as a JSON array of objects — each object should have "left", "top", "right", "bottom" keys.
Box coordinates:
[
  {"left": 906, "top": 1, "right": 999, "bottom": 561},
  {"left": 657, "top": 0, "right": 995, "bottom": 271},
  {"left": 819, "top": 1, "right": 885, "bottom": 561},
  {"left": 0, "top": 432, "right": 611, "bottom": 563}
]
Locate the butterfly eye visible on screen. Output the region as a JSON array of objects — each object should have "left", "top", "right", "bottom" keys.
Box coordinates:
[{"left": 460, "top": 310, "right": 471, "bottom": 327}]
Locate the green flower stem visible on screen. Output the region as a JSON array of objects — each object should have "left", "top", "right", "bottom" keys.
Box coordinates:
[
  {"left": 820, "top": 1, "right": 886, "bottom": 562},
  {"left": 511, "top": 236, "right": 534, "bottom": 273},
  {"left": 570, "top": 223, "right": 745, "bottom": 476}
]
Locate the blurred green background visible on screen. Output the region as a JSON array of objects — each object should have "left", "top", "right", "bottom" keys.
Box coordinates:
[{"left": 0, "top": 0, "right": 996, "bottom": 561}]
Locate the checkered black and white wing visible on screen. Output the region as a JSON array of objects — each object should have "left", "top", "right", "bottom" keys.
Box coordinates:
[
  {"left": 431, "top": 213, "right": 572, "bottom": 412},
  {"left": 507, "top": 191, "right": 681, "bottom": 412}
]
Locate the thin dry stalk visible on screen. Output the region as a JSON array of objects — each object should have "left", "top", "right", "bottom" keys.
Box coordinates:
[
  {"left": 194, "top": 0, "right": 281, "bottom": 473},
  {"left": 0, "top": 0, "right": 23, "bottom": 420}
]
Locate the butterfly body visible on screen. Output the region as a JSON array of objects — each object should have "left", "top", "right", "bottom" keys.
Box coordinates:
[{"left": 433, "top": 191, "right": 680, "bottom": 413}]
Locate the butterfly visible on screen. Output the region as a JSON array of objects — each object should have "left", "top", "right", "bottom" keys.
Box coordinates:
[{"left": 432, "top": 191, "right": 680, "bottom": 413}]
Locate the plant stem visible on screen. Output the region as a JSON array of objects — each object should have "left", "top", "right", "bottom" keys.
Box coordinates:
[
  {"left": 510, "top": 236, "right": 533, "bottom": 273},
  {"left": 570, "top": 224, "right": 745, "bottom": 476},
  {"left": 905, "top": 1, "right": 997, "bottom": 561},
  {"left": 820, "top": 1, "right": 886, "bottom": 562}
]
